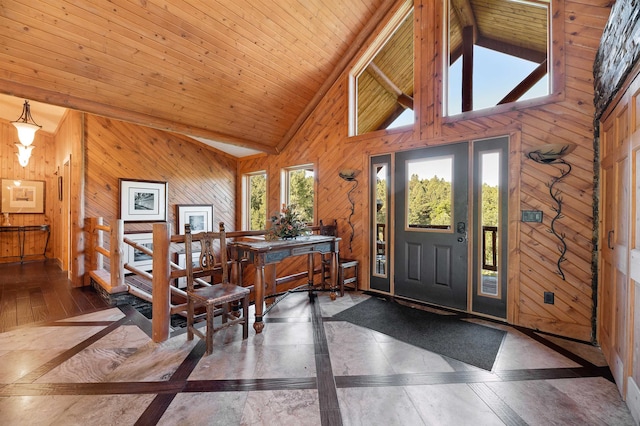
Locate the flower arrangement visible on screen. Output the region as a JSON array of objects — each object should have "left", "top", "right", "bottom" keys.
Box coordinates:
[{"left": 266, "top": 204, "right": 309, "bottom": 240}]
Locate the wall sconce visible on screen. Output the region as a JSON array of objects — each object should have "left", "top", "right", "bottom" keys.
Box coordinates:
[
  {"left": 339, "top": 169, "right": 359, "bottom": 252},
  {"left": 12, "top": 100, "right": 41, "bottom": 167},
  {"left": 526, "top": 142, "right": 576, "bottom": 280}
]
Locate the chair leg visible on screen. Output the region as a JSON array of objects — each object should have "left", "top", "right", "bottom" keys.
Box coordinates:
[
  {"left": 242, "top": 294, "right": 249, "bottom": 340},
  {"left": 187, "top": 298, "right": 194, "bottom": 341},
  {"left": 206, "top": 303, "right": 214, "bottom": 355}
]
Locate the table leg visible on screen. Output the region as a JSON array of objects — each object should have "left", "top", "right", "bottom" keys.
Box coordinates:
[
  {"left": 18, "top": 229, "right": 25, "bottom": 263},
  {"left": 254, "top": 264, "right": 265, "bottom": 333},
  {"left": 307, "top": 253, "right": 316, "bottom": 300},
  {"left": 43, "top": 227, "right": 50, "bottom": 258}
]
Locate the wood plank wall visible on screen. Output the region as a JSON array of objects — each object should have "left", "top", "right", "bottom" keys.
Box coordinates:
[
  {"left": 0, "top": 119, "right": 56, "bottom": 264},
  {"left": 237, "top": 0, "right": 612, "bottom": 341},
  {"left": 83, "top": 115, "right": 238, "bottom": 244}
]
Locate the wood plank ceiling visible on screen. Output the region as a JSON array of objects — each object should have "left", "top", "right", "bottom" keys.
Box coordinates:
[
  {"left": 450, "top": 0, "right": 549, "bottom": 64},
  {"left": 0, "top": 0, "right": 393, "bottom": 154}
]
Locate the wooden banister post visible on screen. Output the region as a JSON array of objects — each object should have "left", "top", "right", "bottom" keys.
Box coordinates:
[
  {"left": 85, "top": 218, "right": 99, "bottom": 286},
  {"left": 110, "top": 219, "right": 125, "bottom": 289},
  {"left": 152, "top": 222, "right": 171, "bottom": 342}
]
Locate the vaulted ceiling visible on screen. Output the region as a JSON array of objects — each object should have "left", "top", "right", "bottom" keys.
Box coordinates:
[
  {"left": 0, "top": 0, "right": 550, "bottom": 157},
  {"left": 0, "top": 0, "right": 396, "bottom": 156}
]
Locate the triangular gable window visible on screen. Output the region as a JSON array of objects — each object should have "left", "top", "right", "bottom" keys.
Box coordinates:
[{"left": 350, "top": 3, "right": 414, "bottom": 136}]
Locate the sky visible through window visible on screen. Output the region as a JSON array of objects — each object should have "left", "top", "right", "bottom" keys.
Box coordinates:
[
  {"left": 389, "top": 46, "right": 548, "bottom": 128},
  {"left": 392, "top": 46, "right": 540, "bottom": 184},
  {"left": 448, "top": 46, "right": 549, "bottom": 115}
]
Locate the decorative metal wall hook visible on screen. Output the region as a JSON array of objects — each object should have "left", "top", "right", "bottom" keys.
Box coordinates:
[
  {"left": 526, "top": 143, "right": 576, "bottom": 280},
  {"left": 339, "top": 169, "right": 358, "bottom": 252}
]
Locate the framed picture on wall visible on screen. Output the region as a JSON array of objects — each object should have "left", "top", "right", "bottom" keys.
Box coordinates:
[
  {"left": 1, "top": 179, "right": 45, "bottom": 214},
  {"left": 125, "top": 232, "right": 154, "bottom": 272},
  {"left": 177, "top": 204, "right": 214, "bottom": 234},
  {"left": 119, "top": 179, "right": 167, "bottom": 222}
]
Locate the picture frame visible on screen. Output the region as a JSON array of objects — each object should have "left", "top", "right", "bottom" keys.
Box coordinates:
[
  {"left": 125, "top": 232, "right": 154, "bottom": 272},
  {"left": 1, "top": 179, "right": 45, "bottom": 214},
  {"left": 58, "top": 176, "right": 63, "bottom": 201},
  {"left": 176, "top": 204, "right": 214, "bottom": 234},
  {"left": 176, "top": 251, "right": 201, "bottom": 288},
  {"left": 119, "top": 179, "right": 167, "bottom": 222}
]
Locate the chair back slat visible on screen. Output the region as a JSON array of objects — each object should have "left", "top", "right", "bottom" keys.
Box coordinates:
[
  {"left": 319, "top": 219, "right": 338, "bottom": 237},
  {"left": 185, "top": 222, "right": 228, "bottom": 291}
]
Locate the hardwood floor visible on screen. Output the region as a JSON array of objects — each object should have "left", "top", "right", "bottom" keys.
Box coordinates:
[{"left": 0, "top": 260, "right": 109, "bottom": 332}]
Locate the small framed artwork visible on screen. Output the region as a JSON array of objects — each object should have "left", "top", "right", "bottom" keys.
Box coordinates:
[
  {"left": 125, "top": 232, "right": 154, "bottom": 272},
  {"left": 119, "top": 178, "right": 168, "bottom": 222},
  {"left": 1, "top": 179, "right": 45, "bottom": 214},
  {"left": 177, "top": 204, "right": 214, "bottom": 234},
  {"left": 176, "top": 251, "right": 201, "bottom": 288}
]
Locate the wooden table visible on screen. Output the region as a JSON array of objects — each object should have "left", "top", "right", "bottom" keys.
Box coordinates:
[
  {"left": 0, "top": 225, "right": 50, "bottom": 263},
  {"left": 228, "top": 235, "right": 340, "bottom": 333}
]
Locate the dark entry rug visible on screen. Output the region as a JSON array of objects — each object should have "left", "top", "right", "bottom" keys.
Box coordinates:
[{"left": 332, "top": 297, "right": 506, "bottom": 371}]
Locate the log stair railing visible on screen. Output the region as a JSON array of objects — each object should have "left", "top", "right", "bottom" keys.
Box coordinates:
[{"left": 86, "top": 218, "right": 324, "bottom": 342}]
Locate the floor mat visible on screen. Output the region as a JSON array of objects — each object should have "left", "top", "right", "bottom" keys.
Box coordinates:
[{"left": 332, "top": 297, "right": 506, "bottom": 371}]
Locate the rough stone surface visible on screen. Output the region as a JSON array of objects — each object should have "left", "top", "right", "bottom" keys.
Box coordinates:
[{"left": 594, "top": 0, "right": 640, "bottom": 118}]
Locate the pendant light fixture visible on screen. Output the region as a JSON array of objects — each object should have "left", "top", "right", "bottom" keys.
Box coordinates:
[{"left": 12, "top": 100, "right": 41, "bottom": 167}]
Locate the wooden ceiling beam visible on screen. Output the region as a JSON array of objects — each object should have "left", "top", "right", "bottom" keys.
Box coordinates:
[
  {"left": 0, "top": 80, "right": 278, "bottom": 154},
  {"left": 367, "top": 62, "right": 414, "bottom": 110},
  {"left": 450, "top": 0, "right": 477, "bottom": 40},
  {"left": 498, "top": 59, "right": 548, "bottom": 105},
  {"left": 476, "top": 36, "right": 546, "bottom": 64},
  {"left": 461, "top": 25, "right": 474, "bottom": 112}
]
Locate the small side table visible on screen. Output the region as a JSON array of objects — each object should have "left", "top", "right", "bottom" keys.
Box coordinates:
[{"left": 0, "top": 224, "right": 51, "bottom": 263}]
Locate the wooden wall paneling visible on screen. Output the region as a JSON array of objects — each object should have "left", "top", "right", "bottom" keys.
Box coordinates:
[
  {"left": 0, "top": 119, "right": 55, "bottom": 264},
  {"left": 233, "top": 0, "right": 611, "bottom": 342},
  {"left": 53, "top": 109, "right": 82, "bottom": 275},
  {"left": 84, "top": 116, "right": 238, "bottom": 242},
  {"left": 417, "top": 0, "right": 439, "bottom": 141}
]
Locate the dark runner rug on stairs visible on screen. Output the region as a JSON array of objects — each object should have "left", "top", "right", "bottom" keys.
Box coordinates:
[{"left": 332, "top": 297, "right": 506, "bottom": 371}]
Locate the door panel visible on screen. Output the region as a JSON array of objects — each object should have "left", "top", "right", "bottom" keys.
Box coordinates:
[{"left": 394, "top": 142, "right": 469, "bottom": 309}]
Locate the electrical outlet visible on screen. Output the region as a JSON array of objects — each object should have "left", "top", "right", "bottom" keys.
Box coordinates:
[{"left": 544, "top": 291, "right": 554, "bottom": 304}]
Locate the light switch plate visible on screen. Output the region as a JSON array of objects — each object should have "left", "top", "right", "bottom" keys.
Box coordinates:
[{"left": 521, "top": 210, "right": 543, "bottom": 223}]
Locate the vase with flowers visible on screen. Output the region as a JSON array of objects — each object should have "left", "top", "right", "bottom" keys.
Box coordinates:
[{"left": 266, "top": 204, "right": 309, "bottom": 240}]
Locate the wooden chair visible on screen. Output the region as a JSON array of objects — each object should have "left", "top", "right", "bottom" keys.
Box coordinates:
[
  {"left": 185, "top": 222, "right": 250, "bottom": 355},
  {"left": 319, "top": 219, "right": 359, "bottom": 297}
]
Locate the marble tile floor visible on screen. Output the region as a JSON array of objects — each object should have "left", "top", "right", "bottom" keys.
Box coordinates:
[{"left": 0, "top": 290, "right": 636, "bottom": 425}]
